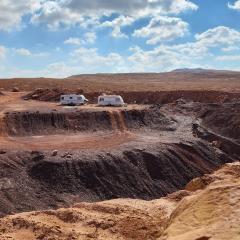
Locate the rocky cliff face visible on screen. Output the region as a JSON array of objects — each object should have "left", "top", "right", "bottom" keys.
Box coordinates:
[
  {"left": 24, "top": 88, "right": 240, "bottom": 104},
  {"left": 0, "top": 138, "right": 233, "bottom": 217},
  {"left": 3, "top": 107, "right": 173, "bottom": 136},
  {"left": 198, "top": 101, "right": 240, "bottom": 140},
  {"left": 0, "top": 100, "right": 239, "bottom": 217}
]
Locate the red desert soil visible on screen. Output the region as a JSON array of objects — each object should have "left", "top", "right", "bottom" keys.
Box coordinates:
[
  {"left": 0, "top": 92, "right": 146, "bottom": 150},
  {"left": 0, "top": 74, "right": 239, "bottom": 239},
  {"left": 0, "top": 162, "right": 239, "bottom": 240},
  {"left": 2, "top": 91, "right": 237, "bottom": 151},
  {"left": 0, "top": 90, "right": 238, "bottom": 216},
  {"left": 0, "top": 92, "right": 145, "bottom": 112},
  {"left": 1, "top": 71, "right": 240, "bottom": 92},
  {"left": 0, "top": 132, "right": 135, "bottom": 151}
]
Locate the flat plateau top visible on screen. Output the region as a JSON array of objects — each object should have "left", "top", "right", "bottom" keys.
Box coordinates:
[
  {"left": 1, "top": 71, "right": 240, "bottom": 92},
  {"left": 0, "top": 92, "right": 148, "bottom": 113}
]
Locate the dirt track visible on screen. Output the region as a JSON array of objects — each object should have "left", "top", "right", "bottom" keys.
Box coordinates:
[{"left": 0, "top": 132, "right": 135, "bottom": 151}]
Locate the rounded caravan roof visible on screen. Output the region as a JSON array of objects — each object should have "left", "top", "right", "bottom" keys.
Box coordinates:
[
  {"left": 98, "top": 95, "right": 123, "bottom": 98},
  {"left": 61, "top": 94, "right": 86, "bottom": 97}
]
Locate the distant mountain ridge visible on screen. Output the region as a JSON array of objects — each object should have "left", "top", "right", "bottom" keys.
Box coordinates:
[
  {"left": 68, "top": 68, "right": 240, "bottom": 79},
  {"left": 171, "top": 68, "right": 237, "bottom": 74}
]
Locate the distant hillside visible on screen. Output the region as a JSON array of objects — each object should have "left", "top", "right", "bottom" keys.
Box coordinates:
[
  {"left": 171, "top": 68, "right": 238, "bottom": 74},
  {"left": 68, "top": 72, "right": 158, "bottom": 79},
  {"left": 69, "top": 69, "right": 240, "bottom": 78},
  {"left": 0, "top": 71, "right": 240, "bottom": 92}
]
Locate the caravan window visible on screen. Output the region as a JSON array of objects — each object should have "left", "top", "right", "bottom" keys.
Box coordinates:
[
  {"left": 99, "top": 97, "right": 104, "bottom": 102},
  {"left": 77, "top": 96, "right": 82, "bottom": 100},
  {"left": 69, "top": 96, "right": 73, "bottom": 99},
  {"left": 116, "top": 97, "right": 120, "bottom": 102},
  {"left": 61, "top": 96, "right": 64, "bottom": 100}
]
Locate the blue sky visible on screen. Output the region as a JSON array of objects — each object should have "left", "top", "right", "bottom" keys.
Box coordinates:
[{"left": 0, "top": 0, "right": 240, "bottom": 78}]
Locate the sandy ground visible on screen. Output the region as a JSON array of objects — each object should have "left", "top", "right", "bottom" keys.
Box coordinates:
[
  {"left": 0, "top": 92, "right": 146, "bottom": 113},
  {"left": 0, "top": 132, "right": 135, "bottom": 151},
  {"left": 0, "top": 92, "right": 150, "bottom": 150},
  {"left": 0, "top": 91, "right": 197, "bottom": 151},
  {"left": 0, "top": 162, "right": 239, "bottom": 240}
]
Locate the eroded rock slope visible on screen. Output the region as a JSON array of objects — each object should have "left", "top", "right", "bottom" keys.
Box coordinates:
[{"left": 0, "top": 162, "right": 239, "bottom": 240}]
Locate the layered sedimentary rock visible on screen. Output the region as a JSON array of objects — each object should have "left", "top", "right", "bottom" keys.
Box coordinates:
[{"left": 0, "top": 162, "right": 239, "bottom": 240}]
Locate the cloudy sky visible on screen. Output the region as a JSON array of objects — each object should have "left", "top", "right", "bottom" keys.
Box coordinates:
[{"left": 0, "top": 0, "right": 240, "bottom": 78}]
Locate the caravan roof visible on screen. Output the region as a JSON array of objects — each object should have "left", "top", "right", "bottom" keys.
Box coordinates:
[{"left": 99, "top": 95, "right": 121, "bottom": 98}]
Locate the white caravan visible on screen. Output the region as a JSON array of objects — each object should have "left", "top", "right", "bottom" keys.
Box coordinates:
[
  {"left": 98, "top": 95, "right": 125, "bottom": 106},
  {"left": 60, "top": 94, "right": 88, "bottom": 106}
]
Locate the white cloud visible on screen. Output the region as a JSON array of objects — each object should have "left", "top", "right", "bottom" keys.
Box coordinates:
[
  {"left": 0, "top": 0, "right": 198, "bottom": 35},
  {"left": 228, "top": 0, "right": 240, "bottom": 10},
  {"left": 31, "top": 0, "right": 198, "bottom": 30},
  {"left": 0, "top": 0, "right": 41, "bottom": 31},
  {"left": 64, "top": 33, "right": 96, "bottom": 46},
  {"left": 168, "top": 0, "right": 198, "bottom": 14},
  {"left": 4, "top": 25, "right": 240, "bottom": 78},
  {"left": 44, "top": 62, "right": 81, "bottom": 77},
  {"left": 133, "top": 16, "right": 189, "bottom": 44},
  {"left": 195, "top": 26, "right": 240, "bottom": 47},
  {"left": 16, "top": 48, "right": 32, "bottom": 56},
  {"left": 128, "top": 45, "right": 200, "bottom": 72},
  {"left": 221, "top": 46, "right": 240, "bottom": 52},
  {"left": 84, "top": 32, "right": 96, "bottom": 44},
  {"left": 0, "top": 0, "right": 198, "bottom": 46},
  {"left": 0, "top": 46, "right": 6, "bottom": 58},
  {"left": 159, "top": 42, "right": 208, "bottom": 58},
  {"left": 128, "top": 26, "right": 240, "bottom": 71},
  {"left": 72, "top": 47, "right": 124, "bottom": 67},
  {"left": 63, "top": 0, "right": 198, "bottom": 16},
  {"left": 216, "top": 55, "right": 240, "bottom": 61},
  {"left": 101, "top": 15, "right": 134, "bottom": 39},
  {"left": 0, "top": 61, "right": 83, "bottom": 78},
  {"left": 31, "top": 1, "right": 87, "bottom": 30},
  {"left": 14, "top": 48, "right": 49, "bottom": 57},
  {"left": 64, "top": 38, "right": 82, "bottom": 45},
  {"left": 34, "top": 52, "right": 49, "bottom": 57},
  {"left": 2, "top": 47, "right": 127, "bottom": 78},
  {"left": 51, "top": 26, "right": 240, "bottom": 74}
]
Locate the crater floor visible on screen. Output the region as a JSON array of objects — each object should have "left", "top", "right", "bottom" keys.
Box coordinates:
[{"left": 0, "top": 91, "right": 239, "bottom": 239}]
